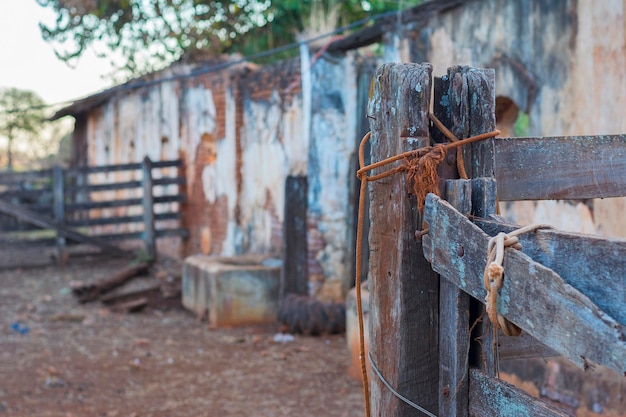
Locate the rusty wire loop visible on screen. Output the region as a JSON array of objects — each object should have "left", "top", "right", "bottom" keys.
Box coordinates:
[{"left": 354, "top": 115, "right": 500, "bottom": 417}]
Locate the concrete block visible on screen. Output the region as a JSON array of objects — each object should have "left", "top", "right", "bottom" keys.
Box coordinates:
[
  {"left": 346, "top": 283, "right": 371, "bottom": 381},
  {"left": 182, "top": 254, "right": 281, "bottom": 327}
]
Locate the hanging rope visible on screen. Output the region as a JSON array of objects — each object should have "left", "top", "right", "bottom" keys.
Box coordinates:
[
  {"left": 354, "top": 114, "right": 500, "bottom": 417},
  {"left": 483, "top": 224, "right": 554, "bottom": 338}
]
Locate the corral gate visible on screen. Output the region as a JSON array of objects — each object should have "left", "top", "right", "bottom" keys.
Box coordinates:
[
  {"left": 357, "top": 63, "right": 625, "bottom": 416},
  {"left": 0, "top": 157, "right": 187, "bottom": 264}
]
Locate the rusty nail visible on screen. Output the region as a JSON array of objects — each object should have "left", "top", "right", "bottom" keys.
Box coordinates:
[
  {"left": 367, "top": 114, "right": 376, "bottom": 120},
  {"left": 446, "top": 153, "right": 455, "bottom": 165},
  {"left": 457, "top": 244, "right": 464, "bottom": 257},
  {"left": 442, "top": 386, "right": 450, "bottom": 397}
]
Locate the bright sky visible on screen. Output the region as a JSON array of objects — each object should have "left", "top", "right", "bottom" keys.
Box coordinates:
[{"left": 0, "top": 1, "right": 115, "bottom": 106}]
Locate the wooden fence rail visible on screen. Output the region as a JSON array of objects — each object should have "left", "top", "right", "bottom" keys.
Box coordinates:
[
  {"left": 0, "top": 157, "right": 187, "bottom": 262},
  {"left": 365, "top": 63, "right": 626, "bottom": 417}
]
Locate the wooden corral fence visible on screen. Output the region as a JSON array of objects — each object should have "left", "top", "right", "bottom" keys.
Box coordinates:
[
  {"left": 0, "top": 157, "right": 187, "bottom": 263},
  {"left": 359, "top": 63, "right": 625, "bottom": 417}
]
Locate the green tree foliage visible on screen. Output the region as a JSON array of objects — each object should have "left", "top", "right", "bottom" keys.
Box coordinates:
[
  {"left": 0, "top": 88, "right": 47, "bottom": 171},
  {"left": 37, "top": 0, "right": 419, "bottom": 78}
]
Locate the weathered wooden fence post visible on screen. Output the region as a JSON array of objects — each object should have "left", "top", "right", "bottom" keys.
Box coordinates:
[
  {"left": 52, "top": 165, "right": 66, "bottom": 265},
  {"left": 281, "top": 176, "right": 309, "bottom": 298},
  {"left": 142, "top": 156, "right": 156, "bottom": 260},
  {"left": 367, "top": 63, "right": 438, "bottom": 416}
]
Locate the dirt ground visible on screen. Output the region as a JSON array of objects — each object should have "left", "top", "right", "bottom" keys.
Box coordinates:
[{"left": 0, "top": 253, "right": 364, "bottom": 417}]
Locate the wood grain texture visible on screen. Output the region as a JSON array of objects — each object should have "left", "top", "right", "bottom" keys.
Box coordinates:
[
  {"left": 468, "top": 369, "right": 570, "bottom": 417},
  {"left": 439, "top": 180, "right": 472, "bottom": 417},
  {"left": 474, "top": 218, "right": 626, "bottom": 326},
  {"left": 367, "top": 63, "right": 438, "bottom": 416},
  {"left": 422, "top": 194, "right": 626, "bottom": 375},
  {"left": 494, "top": 135, "right": 626, "bottom": 200},
  {"left": 468, "top": 178, "right": 498, "bottom": 376}
]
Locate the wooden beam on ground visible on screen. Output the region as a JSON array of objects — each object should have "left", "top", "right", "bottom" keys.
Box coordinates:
[
  {"left": 422, "top": 194, "right": 626, "bottom": 375},
  {"left": 71, "top": 262, "right": 150, "bottom": 303},
  {"left": 0, "top": 199, "right": 130, "bottom": 257},
  {"left": 469, "top": 369, "right": 570, "bottom": 417},
  {"left": 367, "top": 62, "right": 438, "bottom": 416},
  {"left": 474, "top": 218, "right": 626, "bottom": 325},
  {"left": 494, "top": 135, "right": 626, "bottom": 200}
]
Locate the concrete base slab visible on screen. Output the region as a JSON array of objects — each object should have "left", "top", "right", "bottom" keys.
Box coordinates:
[{"left": 182, "top": 254, "right": 281, "bottom": 327}]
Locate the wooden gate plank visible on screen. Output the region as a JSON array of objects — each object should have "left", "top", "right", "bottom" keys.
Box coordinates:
[
  {"left": 469, "top": 369, "right": 570, "bottom": 417},
  {"left": 474, "top": 218, "right": 626, "bottom": 326},
  {"left": 494, "top": 135, "right": 626, "bottom": 200},
  {"left": 0, "top": 200, "right": 129, "bottom": 258},
  {"left": 422, "top": 194, "right": 626, "bottom": 375},
  {"left": 367, "top": 62, "right": 438, "bottom": 416},
  {"left": 439, "top": 179, "right": 472, "bottom": 417}
]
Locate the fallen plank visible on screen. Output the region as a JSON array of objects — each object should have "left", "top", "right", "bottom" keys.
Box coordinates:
[
  {"left": 0, "top": 199, "right": 129, "bottom": 257},
  {"left": 469, "top": 368, "right": 570, "bottom": 417},
  {"left": 422, "top": 194, "right": 626, "bottom": 375},
  {"left": 474, "top": 217, "right": 626, "bottom": 325},
  {"left": 72, "top": 262, "right": 150, "bottom": 303},
  {"left": 107, "top": 297, "right": 148, "bottom": 313},
  {"left": 99, "top": 284, "right": 162, "bottom": 305},
  {"left": 494, "top": 134, "right": 626, "bottom": 200}
]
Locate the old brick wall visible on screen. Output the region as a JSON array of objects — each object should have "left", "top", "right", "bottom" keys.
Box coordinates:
[{"left": 79, "top": 52, "right": 364, "bottom": 302}]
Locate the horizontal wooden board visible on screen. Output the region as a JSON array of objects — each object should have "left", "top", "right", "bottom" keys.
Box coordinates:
[
  {"left": 0, "top": 169, "right": 52, "bottom": 184},
  {"left": 496, "top": 330, "right": 558, "bottom": 360},
  {"left": 0, "top": 200, "right": 128, "bottom": 257},
  {"left": 422, "top": 194, "right": 626, "bottom": 375},
  {"left": 64, "top": 195, "right": 185, "bottom": 212},
  {"left": 66, "top": 212, "right": 180, "bottom": 227},
  {"left": 469, "top": 369, "right": 570, "bottom": 417},
  {"left": 474, "top": 218, "right": 626, "bottom": 325},
  {"left": 494, "top": 135, "right": 626, "bottom": 200}
]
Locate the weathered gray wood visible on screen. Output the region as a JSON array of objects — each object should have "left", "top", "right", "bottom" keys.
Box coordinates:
[
  {"left": 474, "top": 218, "right": 626, "bottom": 325},
  {"left": 64, "top": 177, "right": 184, "bottom": 193},
  {"left": 72, "top": 262, "right": 150, "bottom": 303},
  {"left": 440, "top": 179, "right": 472, "bottom": 417},
  {"left": 496, "top": 330, "right": 559, "bottom": 360},
  {"left": 446, "top": 66, "right": 496, "bottom": 179},
  {"left": 64, "top": 194, "right": 185, "bottom": 212},
  {"left": 494, "top": 135, "right": 626, "bottom": 200},
  {"left": 0, "top": 200, "right": 129, "bottom": 257},
  {"left": 448, "top": 65, "right": 498, "bottom": 379},
  {"left": 281, "top": 176, "right": 309, "bottom": 297},
  {"left": 468, "top": 178, "right": 498, "bottom": 377},
  {"left": 142, "top": 156, "right": 156, "bottom": 260},
  {"left": 468, "top": 369, "right": 570, "bottom": 417},
  {"left": 368, "top": 63, "right": 438, "bottom": 416},
  {"left": 52, "top": 165, "right": 67, "bottom": 265},
  {"left": 423, "top": 194, "right": 626, "bottom": 375}
]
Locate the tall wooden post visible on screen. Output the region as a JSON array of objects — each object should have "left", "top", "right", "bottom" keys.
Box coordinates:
[
  {"left": 445, "top": 66, "right": 498, "bottom": 375},
  {"left": 281, "top": 176, "right": 309, "bottom": 298},
  {"left": 367, "top": 63, "right": 438, "bottom": 416},
  {"left": 142, "top": 156, "right": 156, "bottom": 261},
  {"left": 52, "top": 165, "right": 67, "bottom": 266}
]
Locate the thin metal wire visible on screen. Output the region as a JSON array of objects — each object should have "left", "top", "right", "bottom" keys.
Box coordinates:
[{"left": 368, "top": 352, "right": 438, "bottom": 417}]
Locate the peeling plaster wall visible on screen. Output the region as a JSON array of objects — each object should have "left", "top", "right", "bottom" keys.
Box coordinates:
[
  {"left": 307, "top": 54, "right": 359, "bottom": 302},
  {"left": 79, "top": 55, "right": 361, "bottom": 296},
  {"left": 389, "top": 0, "right": 626, "bottom": 236}
]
